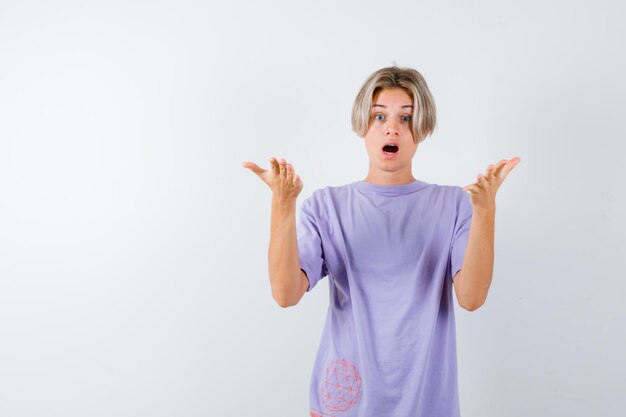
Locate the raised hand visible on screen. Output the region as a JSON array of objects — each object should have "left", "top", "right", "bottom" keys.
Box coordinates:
[
  {"left": 463, "top": 156, "right": 521, "bottom": 213},
  {"left": 242, "top": 157, "right": 304, "bottom": 201}
]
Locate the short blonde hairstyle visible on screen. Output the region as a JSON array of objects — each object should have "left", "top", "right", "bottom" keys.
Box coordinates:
[{"left": 351, "top": 66, "right": 437, "bottom": 143}]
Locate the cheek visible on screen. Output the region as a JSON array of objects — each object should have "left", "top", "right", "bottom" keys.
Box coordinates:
[{"left": 363, "top": 139, "right": 378, "bottom": 154}]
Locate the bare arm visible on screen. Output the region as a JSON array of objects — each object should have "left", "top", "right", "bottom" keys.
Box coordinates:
[
  {"left": 269, "top": 197, "right": 309, "bottom": 307},
  {"left": 453, "top": 209, "right": 495, "bottom": 311},
  {"left": 243, "top": 157, "right": 307, "bottom": 308},
  {"left": 457, "top": 156, "right": 521, "bottom": 311}
]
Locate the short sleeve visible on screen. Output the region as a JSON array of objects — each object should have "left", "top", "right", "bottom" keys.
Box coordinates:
[
  {"left": 296, "top": 195, "right": 328, "bottom": 292},
  {"left": 450, "top": 188, "right": 473, "bottom": 281}
]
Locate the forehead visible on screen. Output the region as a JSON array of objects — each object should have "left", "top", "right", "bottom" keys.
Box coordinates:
[{"left": 371, "top": 88, "right": 413, "bottom": 109}]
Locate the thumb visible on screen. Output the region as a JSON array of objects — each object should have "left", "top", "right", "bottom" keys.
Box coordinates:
[{"left": 242, "top": 161, "right": 266, "bottom": 177}]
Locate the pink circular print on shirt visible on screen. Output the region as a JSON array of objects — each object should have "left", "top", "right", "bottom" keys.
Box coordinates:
[{"left": 320, "top": 359, "right": 362, "bottom": 412}]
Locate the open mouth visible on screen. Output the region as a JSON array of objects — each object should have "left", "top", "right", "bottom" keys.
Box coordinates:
[{"left": 382, "top": 143, "right": 399, "bottom": 154}]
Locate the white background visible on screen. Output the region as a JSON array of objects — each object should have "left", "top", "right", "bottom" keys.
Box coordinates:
[{"left": 1, "top": 0, "right": 624, "bottom": 416}]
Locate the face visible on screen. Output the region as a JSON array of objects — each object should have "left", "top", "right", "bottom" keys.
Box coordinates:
[{"left": 363, "top": 88, "right": 418, "bottom": 182}]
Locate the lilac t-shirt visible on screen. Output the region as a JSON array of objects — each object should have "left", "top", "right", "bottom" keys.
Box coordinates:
[{"left": 297, "top": 179, "right": 473, "bottom": 417}]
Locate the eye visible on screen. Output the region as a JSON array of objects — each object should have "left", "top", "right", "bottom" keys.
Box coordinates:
[
  {"left": 374, "top": 113, "right": 384, "bottom": 121},
  {"left": 402, "top": 115, "right": 412, "bottom": 122}
]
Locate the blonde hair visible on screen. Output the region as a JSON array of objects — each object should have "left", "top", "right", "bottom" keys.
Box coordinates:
[{"left": 351, "top": 66, "right": 437, "bottom": 143}]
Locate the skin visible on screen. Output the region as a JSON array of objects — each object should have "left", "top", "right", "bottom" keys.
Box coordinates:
[
  {"left": 456, "top": 156, "right": 521, "bottom": 310},
  {"left": 242, "top": 156, "right": 303, "bottom": 201},
  {"left": 363, "top": 88, "right": 419, "bottom": 185},
  {"left": 242, "top": 87, "right": 522, "bottom": 310},
  {"left": 463, "top": 159, "right": 521, "bottom": 210},
  {"left": 241, "top": 157, "right": 306, "bottom": 307},
  {"left": 364, "top": 88, "right": 522, "bottom": 310}
]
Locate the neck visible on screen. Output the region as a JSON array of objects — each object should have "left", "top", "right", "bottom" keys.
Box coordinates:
[{"left": 363, "top": 167, "right": 416, "bottom": 186}]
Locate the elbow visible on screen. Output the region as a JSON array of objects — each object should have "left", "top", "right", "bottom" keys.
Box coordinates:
[
  {"left": 271, "top": 271, "right": 306, "bottom": 308},
  {"left": 275, "top": 298, "right": 295, "bottom": 308},
  {"left": 272, "top": 291, "right": 299, "bottom": 308},
  {"left": 458, "top": 292, "right": 486, "bottom": 311},
  {"left": 461, "top": 299, "right": 484, "bottom": 312}
]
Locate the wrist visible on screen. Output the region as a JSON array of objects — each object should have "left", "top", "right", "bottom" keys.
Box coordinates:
[
  {"left": 473, "top": 206, "right": 496, "bottom": 218},
  {"left": 272, "top": 195, "right": 297, "bottom": 210}
]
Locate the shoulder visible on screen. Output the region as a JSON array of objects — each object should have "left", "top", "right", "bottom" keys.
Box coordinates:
[
  {"left": 444, "top": 184, "right": 469, "bottom": 210},
  {"left": 299, "top": 183, "right": 354, "bottom": 214},
  {"left": 304, "top": 182, "right": 354, "bottom": 201},
  {"left": 419, "top": 180, "right": 464, "bottom": 199},
  {"left": 418, "top": 181, "right": 470, "bottom": 217},
  {"left": 423, "top": 179, "right": 461, "bottom": 192}
]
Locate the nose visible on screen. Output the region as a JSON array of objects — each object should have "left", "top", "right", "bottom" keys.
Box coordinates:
[{"left": 385, "top": 119, "right": 400, "bottom": 136}]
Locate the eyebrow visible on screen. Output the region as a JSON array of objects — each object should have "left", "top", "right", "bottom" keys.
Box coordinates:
[{"left": 372, "top": 104, "right": 414, "bottom": 109}]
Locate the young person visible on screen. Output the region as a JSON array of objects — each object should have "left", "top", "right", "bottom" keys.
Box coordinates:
[{"left": 242, "top": 66, "right": 520, "bottom": 417}]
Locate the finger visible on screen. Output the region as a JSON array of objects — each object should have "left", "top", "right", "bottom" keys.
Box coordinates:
[
  {"left": 492, "top": 159, "right": 510, "bottom": 178},
  {"left": 286, "top": 163, "right": 295, "bottom": 180},
  {"left": 485, "top": 164, "right": 499, "bottom": 181},
  {"left": 269, "top": 157, "right": 279, "bottom": 175},
  {"left": 242, "top": 161, "right": 267, "bottom": 177},
  {"left": 498, "top": 156, "right": 521, "bottom": 179},
  {"left": 294, "top": 174, "right": 302, "bottom": 186},
  {"left": 278, "top": 158, "right": 287, "bottom": 176},
  {"left": 269, "top": 157, "right": 280, "bottom": 175},
  {"left": 463, "top": 183, "right": 479, "bottom": 193}
]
